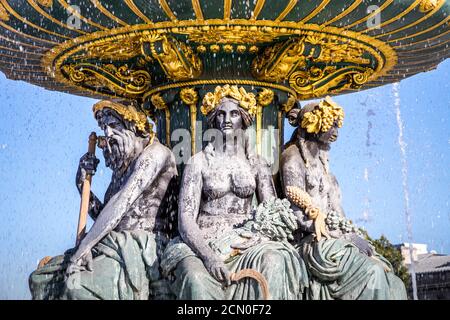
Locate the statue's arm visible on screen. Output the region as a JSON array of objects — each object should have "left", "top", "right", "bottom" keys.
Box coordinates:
[
  {"left": 71, "top": 146, "right": 168, "bottom": 262},
  {"left": 328, "top": 174, "right": 345, "bottom": 217},
  {"left": 178, "top": 156, "right": 217, "bottom": 262},
  {"left": 328, "top": 174, "right": 373, "bottom": 254},
  {"left": 87, "top": 192, "right": 103, "bottom": 221},
  {"left": 178, "top": 155, "right": 231, "bottom": 284},
  {"left": 254, "top": 156, "right": 276, "bottom": 203},
  {"left": 281, "top": 150, "right": 314, "bottom": 233},
  {"left": 75, "top": 152, "right": 103, "bottom": 220}
]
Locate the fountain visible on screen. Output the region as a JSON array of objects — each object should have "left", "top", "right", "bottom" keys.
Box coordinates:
[{"left": 0, "top": 0, "right": 448, "bottom": 300}]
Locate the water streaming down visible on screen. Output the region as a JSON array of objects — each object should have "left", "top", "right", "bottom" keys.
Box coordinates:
[{"left": 393, "top": 82, "right": 418, "bottom": 300}]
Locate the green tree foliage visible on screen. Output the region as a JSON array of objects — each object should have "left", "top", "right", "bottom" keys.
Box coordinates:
[{"left": 360, "top": 230, "right": 411, "bottom": 289}]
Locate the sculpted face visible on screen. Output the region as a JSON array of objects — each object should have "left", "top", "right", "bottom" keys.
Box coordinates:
[
  {"left": 95, "top": 109, "right": 130, "bottom": 170},
  {"left": 214, "top": 98, "right": 243, "bottom": 136},
  {"left": 317, "top": 121, "right": 339, "bottom": 145},
  {"left": 287, "top": 108, "right": 300, "bottom": 127}
]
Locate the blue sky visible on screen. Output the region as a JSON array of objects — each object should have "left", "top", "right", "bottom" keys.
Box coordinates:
[{"left": 0, "top": 60, "right": 449, "bottom": 299}]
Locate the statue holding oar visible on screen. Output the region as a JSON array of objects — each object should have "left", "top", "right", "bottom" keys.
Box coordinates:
[{"left": 29, "top": 101, "right": 177, "bottom": 300}]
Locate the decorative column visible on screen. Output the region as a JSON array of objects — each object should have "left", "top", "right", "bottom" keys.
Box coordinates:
[
  {"left": 280, "top": 94, "right": 297, "bottom": 139},
  {"left": 150, "top": 93, "right": 170, "bottom": 147},
  {"left": 256, "top": 89, "right": 275, "bottom": 155},
  {"left": 180, "top": 88, "right": 199, "bottom": 155}
]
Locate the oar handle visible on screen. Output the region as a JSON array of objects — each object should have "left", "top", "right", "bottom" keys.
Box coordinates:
[{"left": 76, "top": 132, "right": 97, "bottom": 246}]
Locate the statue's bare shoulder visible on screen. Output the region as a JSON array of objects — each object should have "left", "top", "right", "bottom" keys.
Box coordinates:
[
  {"left": 281, "top": 143, "right": 301, "bottom": 161},
  {"left": 138, "top": 140, "right": 177, "bottom": 175},
  {"left": 281, "top": 144, "right": 305, "bottom": 173}
]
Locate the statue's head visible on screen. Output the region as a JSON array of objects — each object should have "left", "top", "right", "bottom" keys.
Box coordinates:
[
  {"left": 92, "top": 101, "right": 153, "bottom": 169},
  {"left": 295, "top": 96, "right": 344, "bottom": 145},
  {"left": 202, "top": 85, "right": 255, "bottom": 136},
  {"left": 287, "top": 107, "right": 301, "bottom": 127}
]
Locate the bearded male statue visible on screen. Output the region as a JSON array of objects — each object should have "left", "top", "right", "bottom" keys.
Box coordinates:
[{"left": 29, "top": 101, "right": 177, "bottom": 300}]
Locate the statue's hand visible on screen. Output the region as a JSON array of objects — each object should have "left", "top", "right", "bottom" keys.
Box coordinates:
[
  {"left": 76, "top": 152, "right": 100, "bottom": 191},
  {"left": 231, "top": 234, "right": 261, "bottom": 250},
  {"left": 204, "top": 257, "right": 231, "bottom": 286},
  {"left": 346, "top": 233, "right": 374, "bottom": 256},
  {"left": 306, "top": 207, "right": 330, "bottom": 241},
  {"left": 65, "top": 250, "right": 93, "bottom": 276}
]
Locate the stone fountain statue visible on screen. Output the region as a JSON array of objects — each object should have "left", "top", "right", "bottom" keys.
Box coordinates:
[
  {"left": 160, "top": 85, "right": 308, "bottom": 300},
  {"left": 28, "top": 90, "right": 409, "bottom": 301},
  {"left": 29, "top": 101, "right": 177, "bottom": 300},
  {"left": 280, "top": 98, "right": 407, "bottom": 300},
  {"left": 2, "top": 0, "right": 444, "bottom": 302}
]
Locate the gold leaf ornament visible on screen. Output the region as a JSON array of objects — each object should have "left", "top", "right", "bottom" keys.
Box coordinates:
[
  {"left": 201, "top": 92, "right": 217, "bottom": 116},
  {"left": 257, "top": 89, "right": 275, "bottom": 107},
  {"left": 301, "top": 96, "right": 344, "bottom": 134},
  {"left": 92, "top": 101, "right": 150, "bottom": 134},
  {"left": 200, "top": 85, "right": 257, "bottom": 116},
  {"left": 301, "top": 112, "right": 322, "bottom": 134},
  {"left": 180, "top": 88, "right": 199, "bottom": 105},
  {"left": 150, "top": 93, "right": 168, "bottom": 110}
]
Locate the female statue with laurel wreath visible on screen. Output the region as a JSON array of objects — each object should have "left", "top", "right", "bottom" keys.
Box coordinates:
[
  {"left": 161, "top": 85, "right": 308, "bottom": 300},
  {"left": 280, "top": 97, "right": 407, "bottom": 300}
]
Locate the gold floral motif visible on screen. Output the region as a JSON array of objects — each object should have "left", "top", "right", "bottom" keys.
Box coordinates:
[
  {"left": 255, "top": 88, "right": 274, "bottom": 155},
  {"left": 223, "top": 44, "right": 233, "bottom": 53},
  {"left": 419, "top": 0, "right": 440, "bottom": 13},
  {"left": 196, "top": 45, "right": 207, "bottom": 53},
  {"left": 257, "top": 88, "right": 274, "bottom": 107},
  {"left": 180, "top": 87, "right": 199, "bottom": 154},
  {"left": 236, "top": 45, "right": 247, "bottom": 53},
  {"left": 150, "top": 93, "right": 167, "bottom": 110},
  {"left": 150, "top": 92, "right": 170, "bottom": 147},
  {"left": 0, "top": 3, "right": 9, "bottom": 21},
  {"left": 300, "top": 96, "right": 344, "bottom": 134},
  {"left": 249, "top": 46, "right": 259, "bottom": 54},
  {"left": 93, "top": 100, "right": 150, "bottom": 134},
  {"left": 201, "top": 85, "right": 257, "bottom": 116},
  {"left": 180, "top": 87, "right": 199, "bottom": 105},
  {"left": 61, "top": 63, "right": 151, "bottom": 97},
  {"left": 210, "top": 44, "right": 220, "bottom": 53},
  {"left": 143, "top": 79, "right": 296, "bottom": 103}
]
